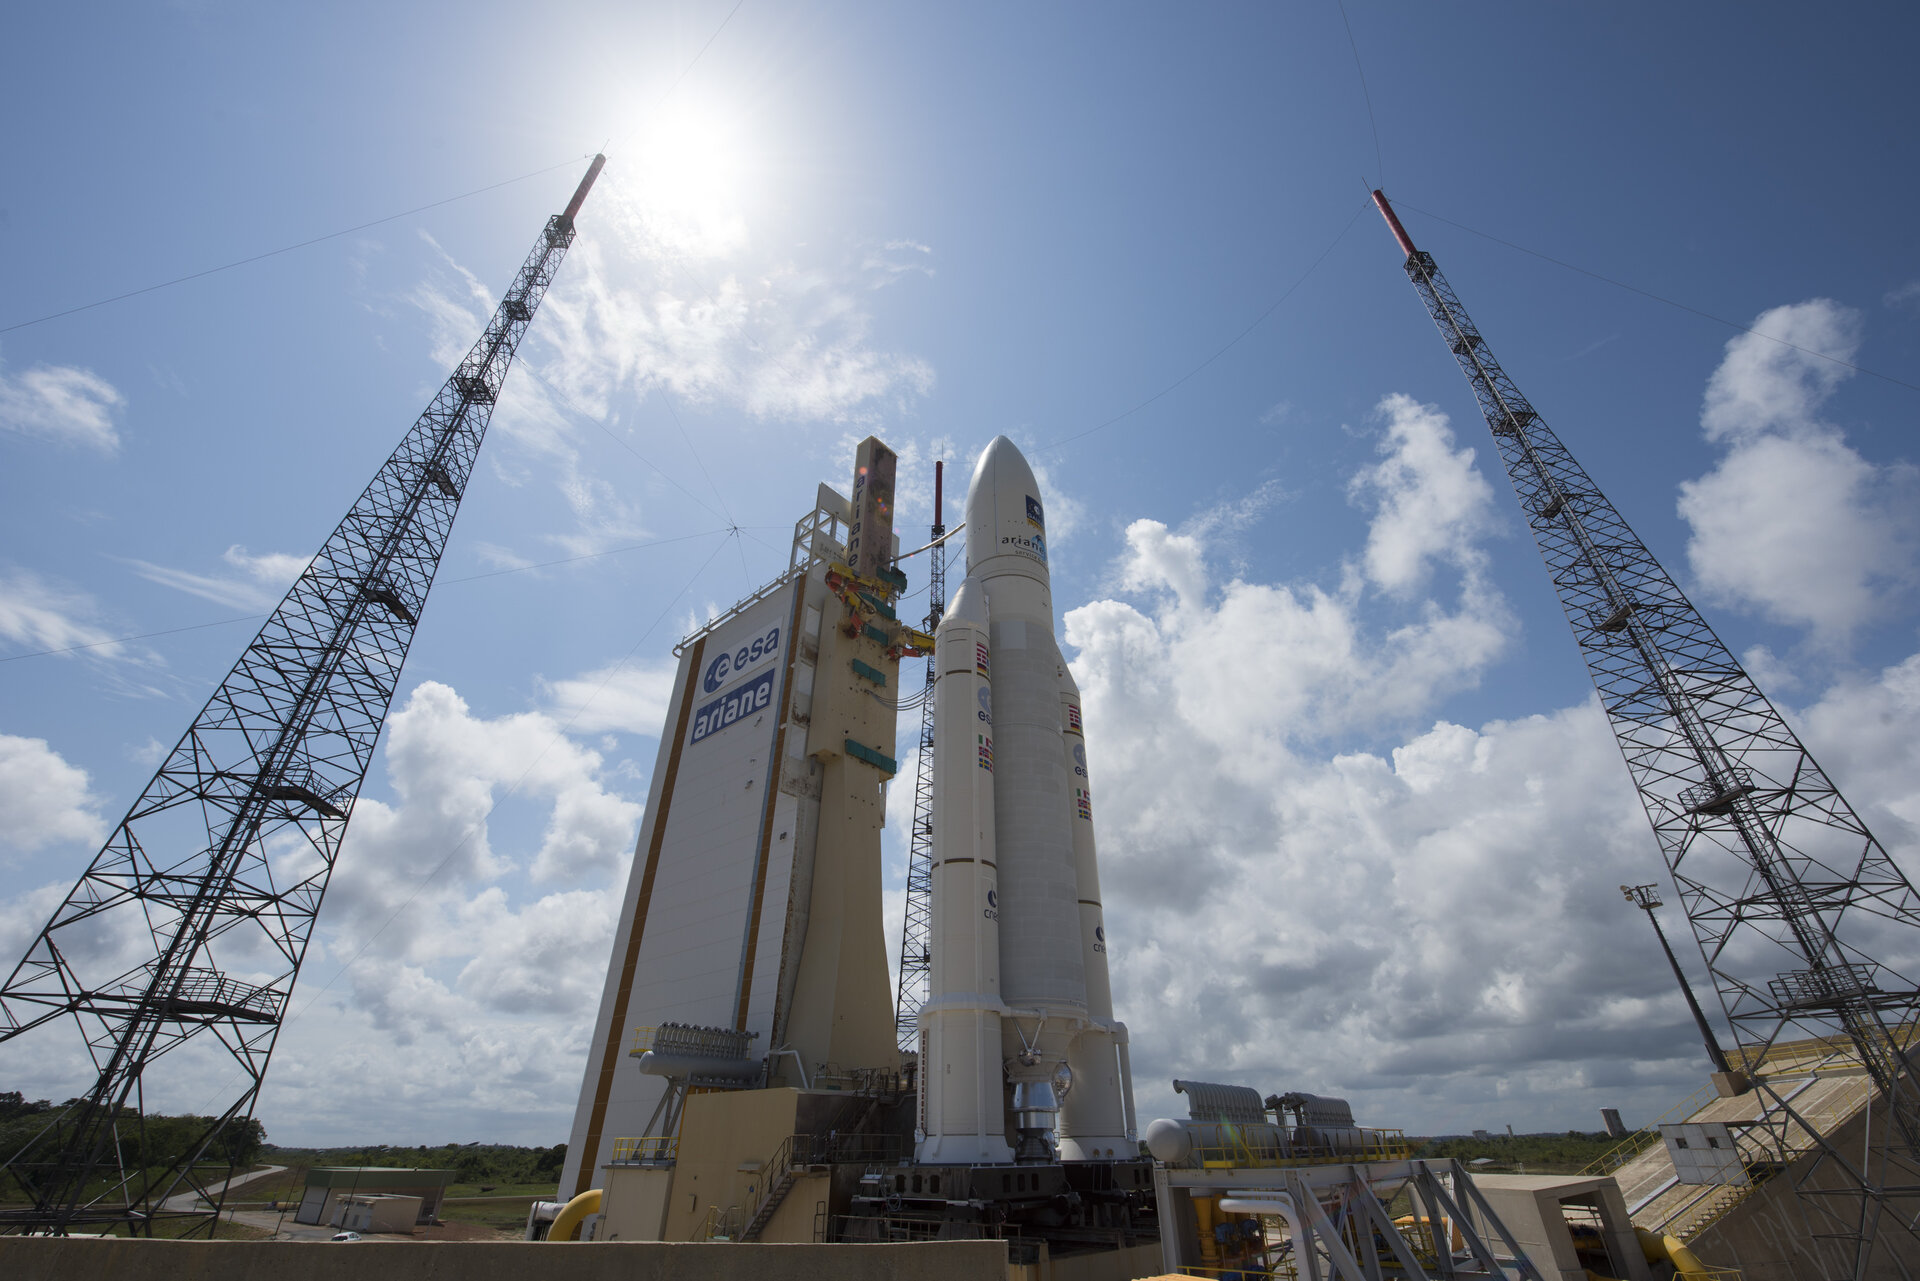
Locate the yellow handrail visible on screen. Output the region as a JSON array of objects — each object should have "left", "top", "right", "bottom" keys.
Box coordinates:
[
  {"left": 1191, "top": 1128, "right": 1413, "bottom": 1169},
  {"left": 1581, "top": 1081, "right": 1717, "bottom": 1176},
  {"left": 608, "top": 1136, "right": 678, "bottom": 1164}
]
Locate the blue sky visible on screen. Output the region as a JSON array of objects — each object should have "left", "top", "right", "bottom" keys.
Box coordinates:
[{"left": 3, "top": 3, "right": 1918, "bottom": 1146}]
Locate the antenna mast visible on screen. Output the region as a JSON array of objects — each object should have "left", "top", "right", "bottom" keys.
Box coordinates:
[
  {"left": 1372, "top": 190, "right": 1920, "bottom": 1273},
  {"left": 895, "top": 461, "right": 946, "bottom": 1052},
  {"left": 0, "top": 155, "right": 605, "bottom": 1237}
]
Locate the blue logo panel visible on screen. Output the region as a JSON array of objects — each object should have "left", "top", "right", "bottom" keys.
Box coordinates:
[{"left": 690, "top": 669, "right": 778, "bottom": 745}]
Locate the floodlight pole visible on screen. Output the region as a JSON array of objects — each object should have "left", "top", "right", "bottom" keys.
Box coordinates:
[{"left": 1622, "top": 883, "right": 1733, "bottom": 1075}]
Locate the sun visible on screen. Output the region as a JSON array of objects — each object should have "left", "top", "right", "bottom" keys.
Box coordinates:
[{"left": 632, "top": 95, "right": 755, "bottom": 220}]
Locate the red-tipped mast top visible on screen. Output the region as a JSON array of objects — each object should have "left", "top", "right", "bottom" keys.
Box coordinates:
[
  {"left": 1372, "top": 189, "right": 1418, "bottom": 259},
  {"left": 561, "top": 154, "right": 607, "bottom": 224}
]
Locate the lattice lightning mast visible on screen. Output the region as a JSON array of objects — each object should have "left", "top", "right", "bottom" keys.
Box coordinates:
[
  {"left": 895, "top": 460, "right": 946, "bottom": 1053},
  {"left": 1371, "top": 191, "right": 1920, "bottom": 1264},
  {"left": 0, "top": 155, "right": 605, "bottom": 1237}
]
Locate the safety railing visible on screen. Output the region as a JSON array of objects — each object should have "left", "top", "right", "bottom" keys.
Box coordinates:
[
  {"left": 827, "top": 1214, "right": 1053, "bottom": 1260},
  {"left": 791, "top": 1131, "right": 906, "bottom": 1165},
  {"left": 1664, "top": 1181, "right": 1762, "bottom": 1242},
  {"left": 1190, "top": 1128, "right": 1413, "bottom": 1169},
  {"left": 607, "top": 1136, "right": 678, "bottom": 1165},
  {"left": 1580, "top": 1081, "right": 1717, "bottom": 1177},
  {"left": 1178, "top": 1264, "right": 1298, "bottom": 1281},
  {"left": 630, "top": 1022, "right": 758, "bottom": 1059},
  {"left": 1733, "top": 1022, "right": 1919, "bottom": 1077}
]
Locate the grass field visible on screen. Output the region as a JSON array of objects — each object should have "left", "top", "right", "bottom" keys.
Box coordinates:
[{"left": 437, "top": 1185, "right": 561, "bottom": 1236}]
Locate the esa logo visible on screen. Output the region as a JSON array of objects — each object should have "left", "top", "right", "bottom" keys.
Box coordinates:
[
  {"left": 1072, "top": 743, "right": 1087, "bottom": 777},
  {"left": 977, "top": 687, "right": 992, "bottom": 724},
  {"left": 703, "top": 625, "right": 782, "bottom": 692},
  {"left": 984, "top": 888, "right": 999, "bottom": 922}
]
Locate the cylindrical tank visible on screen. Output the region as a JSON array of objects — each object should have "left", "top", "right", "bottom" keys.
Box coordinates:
[
  {"left": 915, "top": 578, "right": 1014, "bottom": 1165},
  {"left": 1142, "top": 1118, "right": 1290, "bottom": 1166},
  {"left": 1055, "top": 663, "right": 1132, "bottom": 1159}
]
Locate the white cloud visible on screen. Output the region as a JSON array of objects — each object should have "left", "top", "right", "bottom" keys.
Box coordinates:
[
  {"left": 0, "top": 567, "right": 123, "bottom": 659},
  {"left": 1884, "top": 280, "right": 1920, "bottom": 310},
  {"left": 0, "top": 362, "right": 124, "bottom": 452},
  {"left": 1066, "top": 484, "right": 1920, "bottom": 1131},
  {"left": 1679, "top": 300, "right": 1919, "bottom": 640},
  {"left": 1047, "top": 410, "right": 1727, "bottom": 1131},
  {"left": 0, "top": 732, "right": 105, "bottom": 856},
  {"left": 1350, "top": 394, "right": 1499, "bottom": 596},
  {"left": 123, "top": 543, "right": 311, "bottom": 612},
  {"left": 540, "top": 660, "right": 678, "bottom": 738},
  {"left": 539, "top": 170, "right": 935, "bottom": 426},
  {"left": 1067, "top": 533, "right": 1694, "bottom": 1131},
  {"left": 253, "top": 680, "right": 640, "bottom": 1140},
  {"left": 1699, "top": 301, "right": 1859, "bottom": 445}
]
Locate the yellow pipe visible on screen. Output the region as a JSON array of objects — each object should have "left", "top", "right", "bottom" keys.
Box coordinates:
[
  {"left": 1194, "top": 1194, "right": 1219, "bottom": 1268},
  {"left": 546, "top": 1188, "right": 602, "bottom": 1242},
  {"left": 1634, "top": 1225, "right": 1723, "bottom": 1280},
  {"left": 1664, "top": 1233, "right": 1718, "bottom": 1280}
]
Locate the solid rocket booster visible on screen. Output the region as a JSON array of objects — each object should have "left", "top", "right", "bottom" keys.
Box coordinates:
[
  {"left": 917, "top": 578, "right": 1015, "bottom": 1164},
  {"left": 917, "top": 436, "right": 1134, "bottom": 1165},
  {"left": 1054, "top": 664, "right": 1133, "bottom": 1159}
]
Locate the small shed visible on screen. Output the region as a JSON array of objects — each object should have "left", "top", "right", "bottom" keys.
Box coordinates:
[
  {"left": 333, "top": 1193, "right": 426, "bottom": 1234},
  {"left": 295, "top": 1167, "right": 453, "bottom": 1226}
]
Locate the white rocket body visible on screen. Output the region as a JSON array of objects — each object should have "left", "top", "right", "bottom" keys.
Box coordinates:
[
  {"left": 916, "top": 579, "right": 1015, "bottom": 1165},
  {"left": 917, "top": 436, "right": 1135, "bottom": 1166}
]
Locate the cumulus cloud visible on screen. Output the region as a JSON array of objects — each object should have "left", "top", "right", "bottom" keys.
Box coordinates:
[
  {"left": 1066, "top": 516, "right": 1692, "bottom": 1130},
  {"left": 1067, "top": 476, "right": 1920, "bottom": 1131},
  {"left": 540, "top": 660, "right": 678, "bottom": 737},
  {"left": 0, "top": 733, "right": 105, "bottom": 856},
  {"left": 0, "top": 362, "right": 124, "bottom": 452},
  {"left": 265, "top": 681, "right": 642, "bottom": 1137},
  {"left": 1351, "top": 394, "right": 1499, "bottom": 595},
  {"left": 5, "top": 677, "right": 651, "bottom": 1140},
  {"left": 1090, "top": 398, "right": 1509, "bottom": 754},
  {"left": 1678, "top": 301, "right": 1919, "bottom": 640}
]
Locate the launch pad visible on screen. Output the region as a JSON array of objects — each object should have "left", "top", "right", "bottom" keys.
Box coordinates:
[{"left": 548, "top": 436, "right": 1159, "bottom": 1277}]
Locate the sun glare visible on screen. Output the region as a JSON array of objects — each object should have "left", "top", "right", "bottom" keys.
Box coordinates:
[{"left": 634, "top": 97, "right": 754, "bottom": 219}]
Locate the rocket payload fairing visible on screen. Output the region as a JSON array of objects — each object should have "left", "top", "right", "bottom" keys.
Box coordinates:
[{"left": 917, "top": 436, "right": 1135, "bottom": 1165}]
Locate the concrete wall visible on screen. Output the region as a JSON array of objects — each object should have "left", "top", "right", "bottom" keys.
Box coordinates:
[
  {"left": 1007, "top": 1242, "right": 1163, "bottom": 1281},
  {"left": 1468, "top": 1175, "right": 1648, "bottom": 1281},
  {"left": 1688, "top": 1100, "right": 1920, "bottom": 1281},
  {"left": 0, "top": 1239, "right": 1009, "bottom": 1281},
  {"left": 665, "top": 1086, "right": 799, "bottom": 1241},
  {"left": 600, "top": 1165, "right": 674, "bottom": 1242}
]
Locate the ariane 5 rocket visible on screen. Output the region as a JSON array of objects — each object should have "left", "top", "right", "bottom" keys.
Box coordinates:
[{"left": 917, "top": 436, "right": 1137, "bottom": 1166}]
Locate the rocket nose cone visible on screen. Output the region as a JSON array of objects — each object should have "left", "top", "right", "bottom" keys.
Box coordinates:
[
  {"left": 963, "top": 436, "right": 1050, "bottom": 579},
  {"left": 944, "top": 576, "right": 988, "bottom": 627}
]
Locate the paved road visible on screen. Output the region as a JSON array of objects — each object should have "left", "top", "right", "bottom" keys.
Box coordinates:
[{"left": 158, "top": 1163, "right": 288, "bottom": 1212}]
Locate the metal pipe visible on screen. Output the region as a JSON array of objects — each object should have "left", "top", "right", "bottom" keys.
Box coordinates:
[
  {"left": 1623, "top": 884, "right": 1733, "bottom": 1074},
  {"left": 1372, "top": 189, "right": 1418, "bottom": 258},
  {"left": 562, "top": 154, "right": 608, "bottom": 223}
]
